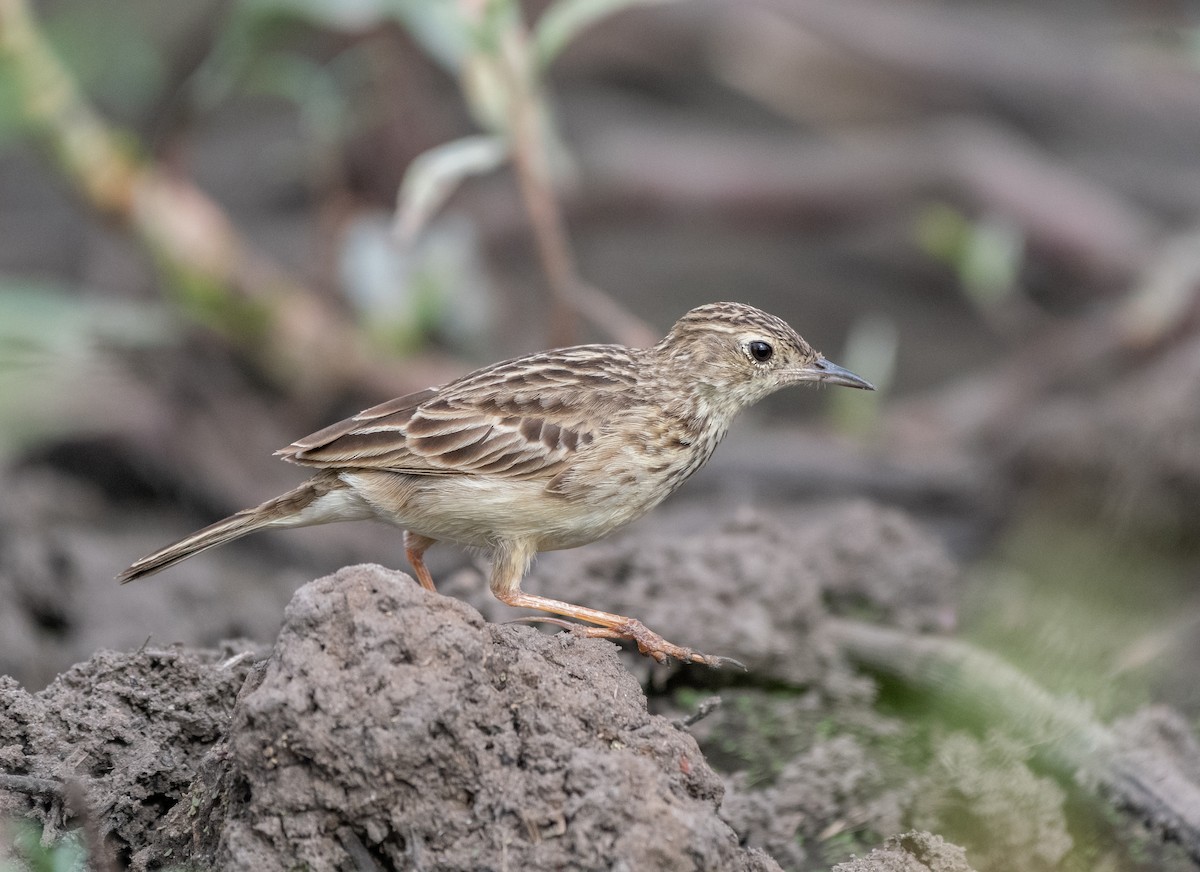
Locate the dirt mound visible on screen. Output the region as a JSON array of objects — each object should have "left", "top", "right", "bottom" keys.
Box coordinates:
[
  {"left": 170, "top": 564, "right": 784, "bottom": 871},
  {"left": 0, "top": 502, "right": 1007, "bottom": 870},
  {"left": 3, "top": 565, "right": 785, "bottom": 870}
]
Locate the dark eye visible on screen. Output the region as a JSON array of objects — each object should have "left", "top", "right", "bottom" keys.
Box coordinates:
[{"left": 748, "top": 340, "right": 773, "bottom": 362}]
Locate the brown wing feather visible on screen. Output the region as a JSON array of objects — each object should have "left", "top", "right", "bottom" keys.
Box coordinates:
[{"left": 275, "top": 346, "right": 637, "bottom": 479}]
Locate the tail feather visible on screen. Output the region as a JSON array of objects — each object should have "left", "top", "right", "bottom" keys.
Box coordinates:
[
  {"left": 118, "top": 473, "right": 361, "bottom": 583},
  {"left": 118, "top": 511, "right": 272, "bottom": 582}
]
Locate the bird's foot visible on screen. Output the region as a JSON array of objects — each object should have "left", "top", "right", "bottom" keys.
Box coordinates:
[
  {"left": 601, "top": 620, "right": 746, "bottom": 669},
  {"left": 515, "top": 616, "right": 743, "bottom": 669}
]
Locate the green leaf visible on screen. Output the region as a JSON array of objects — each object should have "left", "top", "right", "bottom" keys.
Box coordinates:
[
  {"left": 960, "top": 214, "right": 1023, "bottom": 308},
  {"left": 914, "top": 202, "right": 1023, "bottom": 309}
]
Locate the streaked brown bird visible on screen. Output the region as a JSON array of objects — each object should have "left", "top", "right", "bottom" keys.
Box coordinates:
[{"left": 120, "top": 302, "right": 873, "bottom": 666}]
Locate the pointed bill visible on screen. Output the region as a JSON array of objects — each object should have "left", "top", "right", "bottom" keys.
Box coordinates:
[{"left": 790, "top": 357, "right": 875, "bottom": 390}]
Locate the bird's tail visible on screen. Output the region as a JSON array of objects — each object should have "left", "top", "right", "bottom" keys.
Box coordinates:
[{"left": 118, "top": 474, "right": 361, "bottom": 583}]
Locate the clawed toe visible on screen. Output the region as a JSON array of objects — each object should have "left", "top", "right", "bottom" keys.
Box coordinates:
[
  {"left": 574, "top": 619, "right": 739, "bottom": 669},
  {"left": 676, "top": 648, "right": 745, "bottom": 670},
  {"left": 506, "top": 613, "right": 739, "bottom": 669},
  {"left": 696, "top": 653, "right": 747, "bottom": 671}
]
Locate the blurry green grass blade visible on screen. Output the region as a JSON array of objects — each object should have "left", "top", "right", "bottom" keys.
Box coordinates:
[
  {"left": 915, "top": 202, "right": 1023, "bottom": 310},
  {"left": 0, "top": 281, "right": 169, "bottom": 356},
  {"left": 394, "top": 134, "right": 508, "bottom": 241},
  {"left": 0, "top": 280, "right": 171, "bottom": 456},
  {"left": 914, "top": 201, "right": 969, "bottom": 265},
  {"left": 0, "top": 52, "right": 33, "bottom": 144},
  {"left": 534, "top": 0, "right": 682, "bottom": 68},
  {"left": 960, "top": 214, "right": 1023, "bottom": 308}
]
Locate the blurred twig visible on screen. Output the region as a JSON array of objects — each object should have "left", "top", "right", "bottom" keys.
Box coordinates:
[
  {"left": 495, "top": 11, "right": 583, "bottom": 346},
  {"left": 0, "top": 0, "right": 395, "bottom": 400},
  {"left": 395, "top": 0, "right": 657, "bottom": 348},
  {"left": 496, "top": 18, "right": 657, "bottom": 348},
  {"left": 0, "top": 773, "right": 64, "bottom": 797},
  {"left": 1116, "top": 226, "right": 1200, "bottom": 349}
]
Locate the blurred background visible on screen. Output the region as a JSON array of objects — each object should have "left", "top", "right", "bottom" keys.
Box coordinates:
[{"left": 3, "top": 0, "right": 1200, "bottom": 867}]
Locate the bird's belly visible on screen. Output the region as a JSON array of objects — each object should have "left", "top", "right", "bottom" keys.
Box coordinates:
[{"left": 340, "top": 470, "right": 645, "bottom": 551}]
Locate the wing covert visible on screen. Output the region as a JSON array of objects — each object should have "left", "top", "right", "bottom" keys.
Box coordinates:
[{"left": 275, "top": 345, "right": 632, "bottom": 479}]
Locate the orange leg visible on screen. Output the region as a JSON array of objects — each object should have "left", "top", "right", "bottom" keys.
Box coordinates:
[
  {"left": 488, "top": 540, "right": 742, "bottom": 669},
  {"left": 404, "top": 532, "right": 439, "bottom": 592}
]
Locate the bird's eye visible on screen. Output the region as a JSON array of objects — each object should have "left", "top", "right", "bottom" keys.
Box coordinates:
[{"left": 748, "top": 340, "right": 773, "bottom": 363}]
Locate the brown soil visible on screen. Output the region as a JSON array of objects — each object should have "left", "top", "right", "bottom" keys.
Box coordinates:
[{"left": 3, "top": 565, "right": 780, "bottom": 870}]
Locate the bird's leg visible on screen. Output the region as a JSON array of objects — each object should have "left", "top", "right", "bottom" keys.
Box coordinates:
[
  {"left": 488, "top": 542, "right": 742, "bottom": 669},
  {"left": 404, "top": 532, "right": 439, "bottom": 592}
]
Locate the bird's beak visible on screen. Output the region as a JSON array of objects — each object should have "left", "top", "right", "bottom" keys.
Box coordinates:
[{"left": 790, "top": 357, "right": 875, "bottom": 390}]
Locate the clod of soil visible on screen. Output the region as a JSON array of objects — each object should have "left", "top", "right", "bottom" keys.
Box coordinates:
[{"left": 0, "top": 643, "right": 261, "bottom": 857}]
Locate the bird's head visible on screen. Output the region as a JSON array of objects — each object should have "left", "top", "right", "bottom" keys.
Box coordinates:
[{"left": 655, "top": 302, "right": 874, "bottom": 415}]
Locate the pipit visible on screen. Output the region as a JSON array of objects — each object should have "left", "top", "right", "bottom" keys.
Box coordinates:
[{"left": 120, "top": 302, "right": 873, "bottom": 666}]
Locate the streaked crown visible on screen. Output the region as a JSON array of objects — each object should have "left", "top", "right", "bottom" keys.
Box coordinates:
[{"left": 665, "top": 302, "right": 815, "bottom": 357}]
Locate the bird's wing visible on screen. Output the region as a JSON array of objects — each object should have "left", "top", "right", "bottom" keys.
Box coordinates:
[{"left": 276, "top": 346, "right": 639, "bottom": 479}]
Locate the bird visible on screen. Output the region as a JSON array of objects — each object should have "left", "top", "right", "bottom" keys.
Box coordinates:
[{"left": 119, "top": 302, "right": 874, "bottom": 667}]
